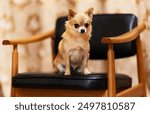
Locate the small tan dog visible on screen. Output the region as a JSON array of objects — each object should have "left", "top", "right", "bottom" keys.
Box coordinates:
[{"left": 54, "top": 8, "right": 94, "bottom": 75}]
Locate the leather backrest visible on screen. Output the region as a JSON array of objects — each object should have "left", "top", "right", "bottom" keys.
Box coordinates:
[{"left": 54, "top": 14, "right": 137, "bottom": 59}]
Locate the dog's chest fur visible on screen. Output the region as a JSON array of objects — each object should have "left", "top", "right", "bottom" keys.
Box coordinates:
[{"left": 61, "top": 32, "right": 90, "bottom": 53}]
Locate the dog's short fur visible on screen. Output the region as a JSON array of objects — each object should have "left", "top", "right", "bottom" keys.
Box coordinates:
[{"left": 54, "top": 8, "right": 94, "bottom": 75}]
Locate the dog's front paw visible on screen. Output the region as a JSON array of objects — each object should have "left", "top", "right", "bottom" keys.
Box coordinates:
[
  {"left": 64, "top": 71, "right": 70, "bottom": 76},
  {"left": 84, "top": 68, "right": 91, "bottom": 74}
]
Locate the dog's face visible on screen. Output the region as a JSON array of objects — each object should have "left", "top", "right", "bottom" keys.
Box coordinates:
[{"left": 66, "top": 8, "right": 93, "bottom": 36}]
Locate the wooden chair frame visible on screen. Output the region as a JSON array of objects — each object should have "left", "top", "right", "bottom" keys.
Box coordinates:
[{"left": 2, "top": 23, "right": 147, "bottom": 97}]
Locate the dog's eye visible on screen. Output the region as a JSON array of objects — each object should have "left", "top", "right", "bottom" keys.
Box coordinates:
[
  {"left": 74, "top": 23, "right": 79, "bottom": 28},
  {"left": 85, "top": 23, "right": 89, "bottom": 28}
]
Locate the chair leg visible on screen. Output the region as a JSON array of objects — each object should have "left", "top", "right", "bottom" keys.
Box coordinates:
[
  {"left": 11, "top": 45, "right": 18, "bottom": 97},
  {"left": 107, "top": 44, "right": 116, "bottom": 97},
  {"left": 136, "top": 38, "right": 147, "bottom": 96},
  {"left": 11, "top": 88, "right": 15, "bottom": 97}
]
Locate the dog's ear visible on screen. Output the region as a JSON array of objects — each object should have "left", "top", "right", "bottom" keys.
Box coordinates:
[
  {"left": 68, "top": 9, "right": 76, "bottom": 20},
  {"left": 85, "top": 8, "right": 94, "bottom": 18}
]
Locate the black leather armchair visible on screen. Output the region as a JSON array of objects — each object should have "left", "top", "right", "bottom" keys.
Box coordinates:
[{"left": 3, "top": 14, "right": 146, "bottom": 97}]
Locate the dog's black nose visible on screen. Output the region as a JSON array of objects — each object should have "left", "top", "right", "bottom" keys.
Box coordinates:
[{"left": 81, "top": 29, "right": 85, "bottom": 33}]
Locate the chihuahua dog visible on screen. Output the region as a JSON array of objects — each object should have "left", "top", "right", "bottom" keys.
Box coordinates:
[{"left": 54, "top": 8, "right": 94, "bottom": 75}]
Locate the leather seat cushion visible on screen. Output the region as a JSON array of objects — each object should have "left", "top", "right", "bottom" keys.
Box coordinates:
[{"left": 12, "top": 73, "right": 132, "bottom": 90}]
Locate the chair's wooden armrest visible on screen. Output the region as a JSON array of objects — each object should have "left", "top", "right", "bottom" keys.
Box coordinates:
[
  {"left": 101, "top": 23, "right": 146, "bottom": 44},
  {"left": 2, "top": 30, "right": 55, "bottom": 45}
]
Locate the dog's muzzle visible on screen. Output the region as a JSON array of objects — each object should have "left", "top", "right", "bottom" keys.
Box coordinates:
[{"left": 78, "top": 27, "right": 86, "bottom": 34}]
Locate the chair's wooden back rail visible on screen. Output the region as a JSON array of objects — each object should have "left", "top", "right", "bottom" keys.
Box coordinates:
[
  {"left": 136, "top": 37, "right": 147, "bottom": 96},
  {"left": 107, "top": 44, "right": 116, "bottom": 97}
]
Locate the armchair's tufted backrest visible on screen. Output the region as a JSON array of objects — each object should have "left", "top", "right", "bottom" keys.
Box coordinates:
[{"left": 54, "top": 14, "right": 137, "bottom": 59}]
